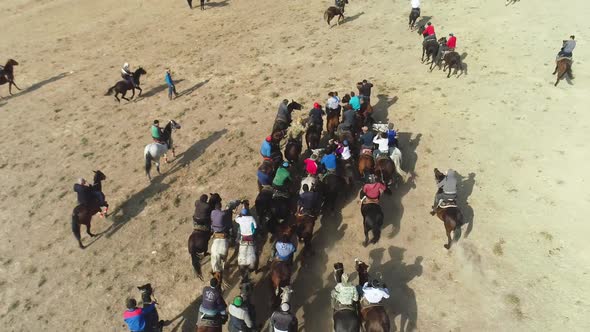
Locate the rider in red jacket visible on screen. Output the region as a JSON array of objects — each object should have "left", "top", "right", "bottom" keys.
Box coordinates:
[
  {"left": 446, "top": 33, "right": 457, "bottom": 51},
  {"left": 422, "top": 22, "right": 435, "bottom": 38}
]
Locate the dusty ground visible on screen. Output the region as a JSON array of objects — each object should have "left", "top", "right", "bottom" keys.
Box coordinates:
[{"left": 1, "top": 0, "right": 589, "bottom": 331}]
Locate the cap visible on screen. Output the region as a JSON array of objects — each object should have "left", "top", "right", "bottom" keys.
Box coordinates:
[
  {"left": 449, "top": 33, "right": 454, "bottom": 36},
  {"left": 78, "top": 178, "right": 86, "bottom": 185},
  {"left": 342, "top": 140, "right": 349, "bottom": 146},
  {"left": 154, "top": 119, "right": 159, "bottom": 124},
  {"left": 282, "top": 161, "right": 290, "bottom": 168},
  {"left": 265, "top": 135, "right": 272, "bottom": 142},
  {"left": 280, "top": 302, "right": 290, "bottom": 312},
  {"left": 313, "top": 102, "right": 320, "bottom": 109},
  {"left": 233, "top": 296, "right": 243, "bottom": 307},
  {"left": 241, "top": 208, "right": 248, "bottom": 215}
]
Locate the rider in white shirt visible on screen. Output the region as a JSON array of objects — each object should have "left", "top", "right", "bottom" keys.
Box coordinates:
[
  {"left": 362, "top": 280, "right": 390, "bottom": 304},
  {"left": 234, "top": 208, "right": 257, "bottom": 241},
  {"left": 372, "top": 132, "right": 390, "bottom": 159}
]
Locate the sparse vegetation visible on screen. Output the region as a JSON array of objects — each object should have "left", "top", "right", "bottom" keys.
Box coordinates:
[{"left": 493, "top": 238, "right": 506, "bottom": 256}]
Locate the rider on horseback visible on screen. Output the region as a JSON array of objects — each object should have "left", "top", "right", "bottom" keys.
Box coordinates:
[
  {"left": 74, "top": 178, "right": 105, "bottom": 216},
  {"left": 303, "top": 153, "right": 319, "bottom": 176},
  {"left": 320, "top": 147, "right": 338, "bottom": 175},
  {"left": 359, "top": 126, "right": 376, "bottom": 153},
  {"left": 234, "top": 208, "right": 257, "bottom": 242},
  {"left": 272, "top": 162, "right": 292, "bottom": 195},
  {"left": 199, "top": 278, "right": 228, "bottom": 323},
  {"left": 121, "top": 63, "right": 135, "bottom": 88},
  {"left": 151, "top": 120, "right": 166, "bottom": 144},
  {"left": 372, "top": 132, "right": 390, "bottom": 160},
  {"left": 361, "top": 175, "right": 386, "bottom": 204},
  {"left": 270, "top": 302, "right": 298, "bottom": 332},
  {"left": 422, "top": 22, "right": 436, "bottom": 40},
  {"left": 260, "top": 135, "right": 273, "bottom": 159},
  {"left": 123, "top": 298, "right": 157, "bottom": 332},
  {"left": 361, "top": 279, "right": 390, "bottom": 306},
  {"left": 411, "top": 0, "right": 421, "bottom": 16},
  {"left": 358, "top": 80, "right": 373, "bottom": 105},
  {"left": 387, "top": 123, "right": 399, "bottom": 152},
  {"left": 557, "top": 35, "right": 576, "bottom": 58},
  {"left": 228, "top": 296, "right": 254, "bottom": 332},
  {"left": 326, "top": 92, "right": 341, "bottom": 115},
  {"left": 308, "top": 102, "right": 324, "bottom": 129},
  {"left": 349, "top": 92, "right": 361, "bottom": 111},
  {"left": 431, "top": 169, "right": 458, "bottom": 215},
  {"left": 272, "top": 234, "right": 297, "bottom": 266},
  {"left": 274, "top": 99, "right": 292, "bottom": 131},
  {"left": 193, "top": 194, "right": 212, "bottom": 228},
  {"left": 331, "top": 272, "right": 359, "bottom": 309},
  {"left": 298, "top": 184, "right": 321, "bottom": 217}
]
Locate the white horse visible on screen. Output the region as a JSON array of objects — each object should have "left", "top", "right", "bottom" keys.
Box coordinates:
[
  {"left": 210, "top": 234, "right": 229, "bottom": 274},
  {"left": 143, "top": 120, "right": 181, "bottom": 180},
  {"left": 238, "top": 239, "right": 257, "bottom": 271},
  {"left": 300, "top": 175, "right": 318, "bottom": 194},
  {"left": 280, "top": 285, "right": 293, "bottom": 304},
  {"left": 389, "top": 146, "right": 408, "bottom": 181}
]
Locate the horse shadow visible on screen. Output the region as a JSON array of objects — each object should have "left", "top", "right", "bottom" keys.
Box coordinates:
[
  {"left": 366, "top": 246, "right": 421, "bottom": 332},
  {"left": 177, "top": 78, "right": 210, "bottom": 98},
  {"left": 167, "top": 129, "right": 227, "bottom": 174},
  {"left": 137, "top": 79, "right": 186, "bottom": 99},
  {"left": 165, "top": 295, "right": 202, "bottom": 332},
  {"left": 415, "top": 16, "right": 432, "bottom": 32},
  {"left": 373, "top": 94, "right": 399, "bottom": 123},
  {"left": 341, "top": 11, "right": 365, "bottom": 25},
  {"left": 206, "top": 0, "right": 230, "bottom": 8},
  {"left": 457, "top": 52, "right": 468, "bottom": 77},
  {"left": 454, "top": 171, "right": 475, "bottom": 240},
  {"left": 382, "top": 132, "right": 421, "bottom": 239},
  {"left": 1, "top": 72, "right": 69, "bottom": 101},
  {"left": 104, "top": 178, "right": 171, "bottom": 239}
]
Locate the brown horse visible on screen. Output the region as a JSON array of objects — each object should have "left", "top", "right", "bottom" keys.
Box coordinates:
[
  {"left": 324, "top": 6, "right": 344, "bottom": 27},
  {"left": 326, "top": 107, "right": 341, "bottom": 138},
  {"left": 355, "top": 260, "right": 391, "bottom": 332},
  {"left": 358, "top": 152, "right": 375, "bottom": 180},
  {"left": 442, "top": 52, "right": 463, "bottom": 78},
  {"left": 284, "top": 136, "right": 303, "bottom": 163},
  {"left": 0, "top": 59, "right": 22, "bottom": 95},
  {"left": 434, "top": 168, "right": 465, "bottom": 249},
  {"left": 553, "top": 57, "right": 573, "bottom": 86},
  {"left": 295, "top": 213, "right": 316, "bottom": 257},
  {"left": 375, "top": 157, "right": 395, "bottom": 193},
  {"left": 71, "top": 171, "right": 108, "bottom": 249},
  {"left": 305, "top": 124, "right": 322, "bottom": 151},
  {"left": 196, "top": 313, "right": 223, "bottom": 332}
]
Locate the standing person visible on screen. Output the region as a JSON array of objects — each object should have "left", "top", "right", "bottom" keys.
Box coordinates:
[
  {"left": 359, "top": 80, "right": 374, "bottom": 105},
  {"left": 446, "top": 33, "right": 457, "bottom": 51},
  {"left": 165, "top": 69, "right": 179, "bottom": 100},
  {"left": 228, "top": 296, "right": 254, "bottom": 332},
  {"left": 349, "top": 92, "right": 361, "bottom": 111},
  {"left": 411, "top": 0, "right": 420, "bottom": 16},
  {"left": 270, "top": 303, "right": 298, "bottom": 332},
  {"left": 123, "top": 298, "right": 157, "bottom": 332},
  {"left": 558, "top": 35, "right": 576, "bottom": 58}
]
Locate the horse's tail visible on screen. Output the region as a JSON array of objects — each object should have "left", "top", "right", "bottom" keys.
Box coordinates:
[
  {"left": 145, "top": 149, "right": 152, "bottom": 176},
  {"left": 71, "top": 208, "right": 81, "bottom": 241},
  {"left": 105, "top": 85, "right": 116, "bottom": 96},
  {"left": 190, "top": 251, "right": 203, "bottom": 280}
]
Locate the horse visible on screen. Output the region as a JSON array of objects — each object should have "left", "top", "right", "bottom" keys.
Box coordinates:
[
  {"left": 300, "top": 175, "right": 318, "bottom": 194},
  {"left": 389, "top": 146, "right": 407, "bottom": 183},
  {"left": 269, "top": 194, "right": 293, "bottom": 236},
  {"left": 284, "top": 137, "right": 303, "bottom": 163},
  {"left": 210, "top": 232, "right": 229, "bottom": 287},
  {"left": 71, "top": 171, "right": 108, "bottom": 249},
  {"left": 0, "top": 59, "right": 22, "bottom": 96},
  {"left": 355, "top": 259, "right": 391, "bottom": 332},
  {"left": 105, "top": 67, "right": 147, "bottom": 102},
  {"left": 188, "top": 194, "right": 220, "bottom": 280},
  {"left": 358, "top": 152, "right": 375, "bottom": 181},
  {"left": 408, "top": 8, "right": 420, "bottom": 30},
  {"left": 255, "top": 186, "right": 274, "bottom": 232},
  {"left": 333, "top": 262, "right": 361, "bottom": 332},
  {"left": 305, "top": 124, "right": 322, "bottom": 151},
  {"left": 339, "top": 158, "right": 356, "bottom": 188},
  {"left": 319, "top": 173, "right": 344, "bottom": 213},
  {"left": 273, "top": 100, "right": 303, "bottom": 133},
  {"left": 295, "top": 213, "right": 316, "bottom": 257},
  {"left": 434, "top": 168, "right": 465, "bottom": 249},
  {"left": 324, "top": 6, "right": 344, "bottom": 27},
  {"left": 144, "top": 120, "right": 181, "bottom": 181},
  {"left": 553, "top": 57, "right": 573, "bottom": 86},
  {"left": 196, "top": 315, "right": 224, "bottom": 332},
  {"left": 442, "top": 51, "right": 463, "bottom": 78},
  {"left": 375, "top": 156, "right": 395, "bottom": 193},
  {"left": 326, "top": 107, "right": 341, "bottom": 138},
  {"left": 270, "top": 260, "right": 293, "bottom": 309},
  {"left": 360, "top": 201, "right": 384, "bottom": 247},
  {"left": 422, "top": 37, "right": 441, "bottom": 70},
  {"left": 237, "top": 234, "right": 258, "bottom": 281}
]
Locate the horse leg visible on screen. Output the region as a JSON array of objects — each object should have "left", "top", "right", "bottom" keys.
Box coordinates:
[
  {"left": 129, "top": 88, "right": 135, "bottom": 100},
  {"left": 121, "top": 91, "right": 130, "bottom": 102},
  {"left": 11, "top": 80, "right": 22, "bottom": 91},
  {"left": 86, "top": 222, "right": 95, "bottom": 237},
  {"left": 363, "top": 218, "right": 370, "bottom": 247},
  {"left": 421, "top": 47, "right": 426, "bottom": 63},
  {"left": 191, "top": 251, "right": 203, "bottom": 280},
  {"left": 444, "top": 221, "right": 453, "bottom": 249},
  {"left": 136, "top": 86, "right": 142, "bottom": 97},
  {"left": 552, "top": 64, "right": 558, "bottom": 75},
  {"left": 156, "top": 161, "right": 161, "bottom": 175},
  {"left": 447, "top": 65, "right": 452, "bottom": 78},
  {"left": 72, "top": 214, "right": 84, "bottom": 249}
]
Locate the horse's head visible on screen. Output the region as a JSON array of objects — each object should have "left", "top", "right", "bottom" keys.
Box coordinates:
[
  {"left": 209, "top": 193, "right": 222, "bottom": 207},
  {"left": 280, "top": 285, "right": 293, "bottom": 304},
  {"left": 438, "top": 37, "right": 448, "bottom": 45},
  {"left": 169, "top": 119, "right": 181, "bottom": 130},
  {"left": 288, "top": 100, "right": 303, "bottom": 112},
  {"left": 434, "top": 168, "right": 445, "bottom": 183},
  {"left": 135, "top": 67, "right": 147, "bottom": 76},
  {"left": 6, "top": 59, "right": 18, "bottom": 67},
  {"left": 354, "top": 258, "right": 369, "bottom": 276},
  {"left": 93, "top": 170, "right": 106, "bottom": 182}
]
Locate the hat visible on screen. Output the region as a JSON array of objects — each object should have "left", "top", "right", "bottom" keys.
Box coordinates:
[
  {"left": 449, "top": 33, "right": 454, "bottom": 36},
  {"left": 362, "top": 126, "right": 369, "bottom": 131},
  {"left": 282, "top": 161, "right": 290, "bottom": 168},
  {"left": 210, "top": 278, "right": 219, "bottom": 288},
  {"left": 313, "top": 102, "right": 320, "bottom": 109},
  {"left": 126, "top": 298, "right": 137, "bottom": 309},
  {"left": 154, "top": 119, "right": 159, "bottom": 124},
  {"left": 342, "top": 140, "right": 349, "bottom": 146},
  {"left": 78, "top": 178, "right": 86, "bottom": 185},
  {"left": 241, "top": 208, "right": 249, "bottom": 216},
  {"left": 233, "top": 296, "right": 243, "bottom": 307},
  {"left": 310, "top": 153, "right": 318, "bottom": 160},
  {"left": 123, "top": 63, "right": 129, "bottom": 68},
  {"left": 280, "top": 302, "right": 290, "bottom": 312},
  {"left": 265, "top": 135, "right": 272, "bottom": 142}
]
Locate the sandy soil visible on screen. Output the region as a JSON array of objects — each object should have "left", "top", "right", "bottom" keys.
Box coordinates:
[{"left": 1, "top": 0, "right": 590, "bottom": 331}]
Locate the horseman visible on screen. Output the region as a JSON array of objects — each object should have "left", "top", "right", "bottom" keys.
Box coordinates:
[
  {"left": 331, "top": 272, "right": 359, "bottom": 310},
  {"left": 270, "top": 303, "right": 298, "bottom": 332},
  {"left": 308, "top": 102, "right": 325, "bottom": 130},
  {"left": 422, "top": 22, "right": 436, "bottom": 40},
  {"left": 274, "top": 99, "right": 292, "bottom": 132},
  {"left": 387, "top": 123, "right": 399, "bottom": 152},
  {"left": 446, "top": 33, "right": 457, "bottom": 52},
  {"left": 360, "top": 279, "right": 390, "bottom": 307},
  {"left": 123, "top": 298, "right": 157, "bottom": 332},
  {"left": 358, "top": 79, "right": 374, "bottom": 105},
  {"left": 271, "top": 234, "right": 297, "bottom": 266},
  {"left": 260, "top": 135, "right": 273, "bottom": 160},
  {"left": 320, "top": 147, "right": 338, "bottom": 176},
  {"left": 151, "top": 120, "right": 166, "bottom": 145},
  {"left": 361, "top": 175, "right": 386, "bottom": 204},
  {"left": 359, "top": 126, "right": 376, "bottom": 154},
  {"left": 298, "top": 184, "right": 321, "bottom": 217},
  {"left": 303, "top": 153, "right": 319, "bottom": 176},
  {"left": 272, "top": 162, "right": 293, "bottom": 195},
  {"left": 431, "top": 169, "right": 458, "bottom": 215},
  {"left": 121, "top": 62, "right": 135, "bottom": 88},
  {"left": 557, "top": 35, "right": 576, "bottom": 58},
  {"left": 234, "top": 207, "right": 257, "bottom": 243},
  {"left": 211, "top": 202, "right": 234, "bottom": 236},
  {"left": 336, "top": 140, "right": 352, "bottom": 162},
  {"left": 228, "top": 296, "right": 254, "bottom": 332},
  {"left": 326, "top": 91, "right": 341, "bottom": 115},
  {"left": 199, "top": 278, "right": 228, "bottom": 323},
  {"left": 372, "top": 132, "right": 390, "bottom": 160},
  {"left": 73, "top": 178, "right": 104, "bottom": 216},
  {"left": 193, "top": 194, "right": 212, "bottom": 228},
  {"left": 411, "top": 0, "right": 420, "bottom": 17}
]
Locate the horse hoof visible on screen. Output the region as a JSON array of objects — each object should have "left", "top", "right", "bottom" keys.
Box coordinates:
[
  {"left": 363, "top": 241, "right": 368, "bottom": 248},
  {"left": 79, "top": 244, "right": 85, "bottom": 249},
  {"left": 444, "top": 244, "right": 450, "bottom": 249}
]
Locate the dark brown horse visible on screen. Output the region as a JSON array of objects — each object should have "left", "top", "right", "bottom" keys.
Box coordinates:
[
  {"left": 284, "top": 136, "right": 303, "bottom": 163},
  {"left": 71, "top": 171, "right": 108, "bottom": 249},
  {"left": 434, "top": 168, "right": 465, "bottom": 249},
  {"left": 442, "top": 51, "right": 463, "bottom": 78},
  {"left": 196, "top": 314, "right": 223, "bottom": 332},
  {"left": 0, "top": 59, "right": 22, "bottom": 95},
  {"left": 422, "top": 37, "right": 441, "bottom": 70},
  {"left": 270, "top": 224, "right": 296, "bottom": 309},
  {"left": 105, "top": 67, "right": 146, "bottom": 102},
  {"left": 355, "top": 260, "right": 391, "bottom": 332},
  {"left": 553, "top": 57, "right": 573, "bottom": 86},
  {"left": 408, "top": 8, "right": 420, "bottom": 29},
  {"left": 326, "top": 107, "right": 341, "bottom": 138},
  {"left": 295, "top": 213, "right": 316, "bottom": 257},
  {"left": 188, "top": 194, "right": 220, "bottom": 280},
  {"left": 324, "top": 6, "right": 344, "bottom": 27},
  {"left": 305, "top": 124, "right": 322, "bottom": 151},
  {"left": 358, "top": 152, "right": 375, "bottom": 180},
  {"left": 360, "top": 201, "right": 384, "bottom": 247},
  {"left": 375, "top": 157, "right": 395, "bottom": 193}
]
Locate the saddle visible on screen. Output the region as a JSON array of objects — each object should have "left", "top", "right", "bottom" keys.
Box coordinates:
[
  {"left": 296, "top": 209, "right": 317, "bottom": 218},
  {"left": 192, "top": 224, "right": 210, "bottom": 232},
  {"left": 239, "top": 238, "right": 255, "bottom": 246},
  {"left": 555, "top": 56, "right": 572, "bottom": 62},
  {"left": 361, "top": 148, "right": 373, "bottom": 155},
  {"left": 198, "top": 314, "right": 221, "bottom": 327},
  {"left": 437, "top": 199, "right": 458, "bottom": 209},
  {"left": 362, "top": 197, "right": 380, "bottom": 205},
  {"left": 333, "top": 302, "right": 356, "bottom": 313},
  {"left": 261, "top": 184, "right": 273, "bottom": 191},
  {"left": 273, "top": 189, "right": 290, "bottom": 199},
  {"left": 376, "top": 153, "right": 390, "bottom": 163},
  {"left": 360, "top": 298, "right": 384, "bottom": 314},
  {"left": 212, "top": 232, "right": 227, "bottom": 239}
]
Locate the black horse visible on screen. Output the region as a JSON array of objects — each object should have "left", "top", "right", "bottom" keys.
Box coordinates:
[
  {"left": 408, "top": 8, "right": 420, "bottom": 29},
  {"left": 255, "top": 186, "right": 274, "bottom": 233},
  {"left": 0, "top": 59, "right": 22, "bottom": 96},
  {"left": 105, "top": 67, "right": 147, "bottom": 102},
  {"left": 319, "top": 173, "right": 344, "bottom": 213},
  {"left": 284, "top": 137, "right": 303, "bottom": 163},
  {"left": 188, "top": 193, "right": 220, "bottom": 280},
  {"left": 422, "top": 37, "right": 441, "bottom": 70},
  {"left": 305, "top": 124, "right": 322, "bottom": 151},
  {"left": 71, "top": 171, "right": 108, "bottom": 249}
]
